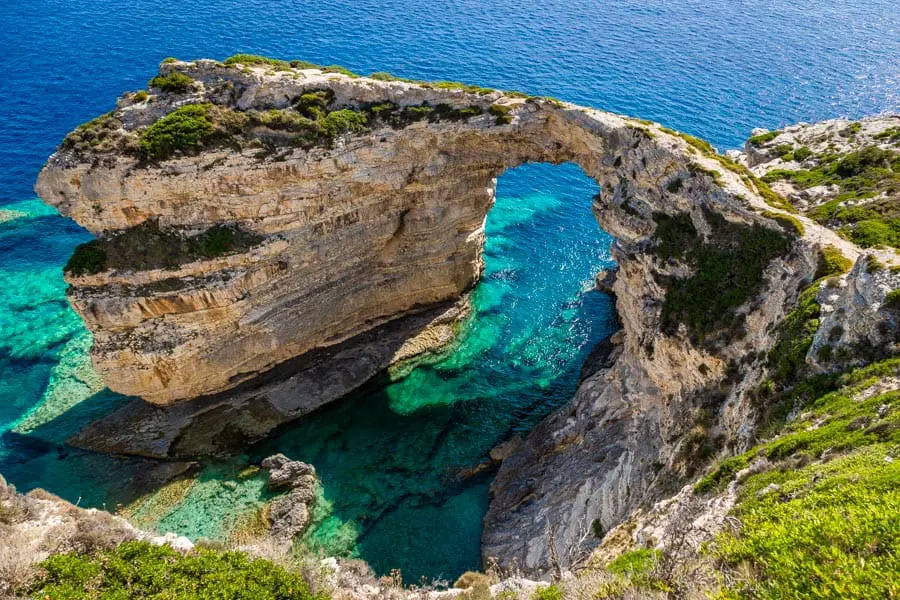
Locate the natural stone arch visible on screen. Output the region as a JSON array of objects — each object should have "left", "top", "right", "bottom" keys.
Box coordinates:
[
  {"left": 39, "top": 61, "right": 764, "bottom": 408},
  {"left": 37, "top": 59, "right": 836, "bottom": 572}
]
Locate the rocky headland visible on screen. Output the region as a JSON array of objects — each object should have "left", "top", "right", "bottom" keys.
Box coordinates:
[{"left": 22, "top": 55, "right": 900, "bottom": 597}]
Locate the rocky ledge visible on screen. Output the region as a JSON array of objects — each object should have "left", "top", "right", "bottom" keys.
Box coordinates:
[{"left": 35, "top": 56, "right": 898, "bottom": 575}]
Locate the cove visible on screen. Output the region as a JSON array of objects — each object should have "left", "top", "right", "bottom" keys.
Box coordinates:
[{"left": 115, "top": 162, "right": 616, "bottom": 582}]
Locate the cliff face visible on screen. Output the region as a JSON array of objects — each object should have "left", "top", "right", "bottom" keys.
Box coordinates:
[{"left": 36, "top": 59, "right": 871, "bottom": 573}]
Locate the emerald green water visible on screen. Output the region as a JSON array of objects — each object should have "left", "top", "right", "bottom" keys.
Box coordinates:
[
  {"left": 148, "top": 163, "right": 616, "bottom": 580},
  {"left": 0, "top": 163, "right": 615, "bottom": 582}
]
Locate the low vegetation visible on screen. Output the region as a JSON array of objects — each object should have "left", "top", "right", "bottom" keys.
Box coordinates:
[
  {"left": 138, "top": 104, "right": 218, "bottom": 160},
  {"left": 815, "top": 245, "right": 853, "bottom": 279},
  {"left": 652, "top": 209, "right": 792, "bottom": 344},
  {"left": 700, "top": 359, "right": 900, "bottom": 599},
  {"left": 28, "top": 541, "right": 326, "bottom": 600},
  {"left": 61, "top": 113, "right": 135, "bottom": 154},
  {"left": 748, "top": 130, "right": 781, "bottom": 146},
  {"left": 65, "top": 221, "right": 264, "bottom": 275},
  {"left": 148, "top": 71, "right": 195, "bottom": 93},
  {"left": 661, "top": 126, "right": 795, "bottom": 211},
  {"left": 763, "top": 146, "right": 900, "bottom": 247}
]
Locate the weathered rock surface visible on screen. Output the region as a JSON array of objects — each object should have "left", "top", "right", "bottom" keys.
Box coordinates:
[
  {"left": 809, "top": 254, "right": 900, "bottom": 369},
  {"left": 37, "top": 59, "right": 889, "bottom": 575},
  {"left": 260, "top": 454, "right": 318, "bottom": 542},
  {"left": 261, "top": 453, "right": 316, "bottom": 491},
  {"left": 69, "top": 298, "right": 467, "bottom": 458}
]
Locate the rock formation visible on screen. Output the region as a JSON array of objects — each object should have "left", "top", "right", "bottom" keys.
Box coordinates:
[
  {"left": 260, "top": 453, "right": 318, "bottom": 543},
  {"left": 36, "top": 58, "right": 890, "bottom": 574}
]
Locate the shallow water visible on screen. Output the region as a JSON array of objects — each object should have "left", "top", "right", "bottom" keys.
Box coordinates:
[{"left": 1, "top": 0, "right": 897, "bottom": 583}]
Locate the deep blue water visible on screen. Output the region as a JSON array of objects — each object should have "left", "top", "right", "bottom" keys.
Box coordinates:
[{"left": 0, "top": 0, "right": 898, "bottom": 583}]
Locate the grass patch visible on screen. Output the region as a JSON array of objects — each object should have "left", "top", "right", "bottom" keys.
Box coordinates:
[
  {"left": 428, "top": 80, "right": 495, "bottom": 95},
  {"left": 223, "top": 53, "right": 294, "bottom": 70},
  {"left": 28, "top": 541, "right": 325, "bottom": 600},
  {"left": 61, "top": 112, "right": 133, "bottom": 155},
  {"left": 874, "top": 127, "right": 900, "bottom": 143},
  {"left": 489, "top": 103, "right": 514, "bottom": 125},
  {"left": 652, "top": 209, "right": 792, "bottom": 344},
  {"left": 761, "top": 211, "right": 805, "bottom": 236},
  {"left": 767, "top": 282, "right": 821, "bottom": 384},
  {"left": 815, "top": 245, "right": 853, "bottom": 278},
  {"left": 748, "top": 130, "right": 781, "bottom": 146},
  {"left": 692, "top": 359, "right": 900, "bottom": 598}
]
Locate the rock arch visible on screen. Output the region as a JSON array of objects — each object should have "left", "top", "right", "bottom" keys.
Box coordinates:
[{"left": 36, "top": 59, "right": 828, "bottom": 571}]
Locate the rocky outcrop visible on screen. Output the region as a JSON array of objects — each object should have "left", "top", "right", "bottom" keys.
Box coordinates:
[
  {"left": 37, "top": 58, "right": 884, "bottom": 574},
  {"left": 260, "top": 454, "right": 318, "bottom": 543},
  {"left": 809, "top": 254, "right": 900, "bottom": 369}
]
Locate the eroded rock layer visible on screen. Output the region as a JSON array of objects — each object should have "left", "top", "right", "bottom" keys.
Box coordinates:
[{"left": 37, "top": 58, "right": 869, "bottom": 573}]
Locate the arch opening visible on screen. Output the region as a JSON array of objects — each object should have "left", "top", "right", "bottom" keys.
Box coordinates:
[{"left": 125, "top": 162, "right": 618, "bottom": 582}]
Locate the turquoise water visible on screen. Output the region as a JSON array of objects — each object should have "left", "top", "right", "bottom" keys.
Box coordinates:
[{"left": 1, "top": 0, "right": 898, "bottom": 583}]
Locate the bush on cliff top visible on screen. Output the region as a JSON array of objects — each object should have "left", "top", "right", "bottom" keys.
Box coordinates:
[
  {"left": 29, "top": 540, "right": 327, "bottom": 600},
  {"left": 138, "top": 104, "right": 216, "bottom": 160},
  {"left": 148, "top": 71, "right": 195, "bottom": 93}
]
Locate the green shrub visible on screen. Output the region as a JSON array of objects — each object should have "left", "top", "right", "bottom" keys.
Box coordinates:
[
  {"left": 489, "top": 103, "right": 513, "bottom": 125},
  {"left": 873, "top": 127, "right": 900, "bottom": 142},
  {"left": 748, "top": 130, "right": 780, "bottom": 146},
  {"left": 61, "top": 113, "right": 129, "bottom": 154},
  {"left": 694, "top": 454, "right": 750, "bottom": 494},
  {"left": 290, "top": 59, "right": 320, "bottom": 69},
  {"left": 223, "top": 53, "right": 293, "bottom": 70},
  {"left": 63, "top": 221, "right": 264, "bottom": 274},
  {"left": 139, "top": 104, "right": 216, "bottom": 160},
  {"left": 761, "top": 210, "right": 805, "bottom": 236},
  {"left": 866, "top": 254, "right": 885, "bottom": 272},
  {"left": 850, "top": 218, "right": 899, "bottom": 247},
  {"left": 30, "top": 541, "right": 325, "bottom": 600},
  {"left": 653, "top": 209, "right": 792, "bottom": 344},
  {"left": 793, "top": 146, "right": 813, "bottom": 161},
  {"left": 320, "top": 109, "right": 368, "bottom": 136},
  {"left": 774, "top": 143, "right": 794, "bottom": 158},
  {"left": 815, "top": 245, "right": 853, "bottom": 278},
  {"left": 532, "top": 584, "right": 564, "bottom": 600},
  {"left": 768, "top": 283, "right": 821, "bottom": 384},
  {"left": 132, "top": 90, "right": 149, "bottom": 102},
  {"left": 65, "top": 242, "right": 107, "bottom": 276},
  {"left": 883, "top": 289, "right": 900, "bottom": 311},
  {"left": 161, "top": 57, "right": 178, "bottom": 64},
  {"left": 148, "top": 71, "right": 195, "bottom": 93},
  {"left": 430, "top": 80, "right": 495, "bottom": 95},
  {"left": 321, "top": 65, "right": 360, "bottom": 78}
]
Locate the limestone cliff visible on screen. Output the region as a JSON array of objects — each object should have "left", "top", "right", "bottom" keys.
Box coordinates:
[{"left": 36, "top": 58, "right": 883, "bottom": 574}]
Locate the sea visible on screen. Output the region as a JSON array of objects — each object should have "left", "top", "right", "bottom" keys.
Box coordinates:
[{"left": 0, "top": 0, "right": 897, "bottom": 582}]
